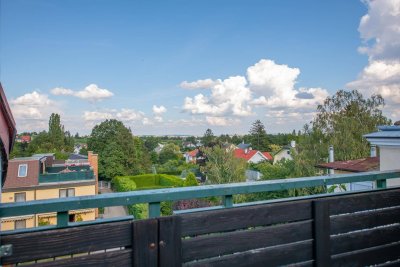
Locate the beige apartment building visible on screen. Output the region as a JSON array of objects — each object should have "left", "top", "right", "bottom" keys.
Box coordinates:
[{"left": 1, "top": 152, "right": 98, "bottom": 231}]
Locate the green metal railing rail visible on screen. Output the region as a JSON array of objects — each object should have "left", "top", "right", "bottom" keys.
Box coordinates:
[
  {"left": 1, "top": 170, "right": 399, "bottom": 230},
  {"left": 39, "top": 170, "right": 94, "bottom": 183}
]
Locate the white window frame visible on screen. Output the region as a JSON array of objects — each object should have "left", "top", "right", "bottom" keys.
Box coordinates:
[
  {"left": 15, "top": 192, "right": 26, "bottom": 202},
  {"left": 15, "top": 219, "right": 26, "bottom": 229},
  {"left": 17, "top": 164, "right": 28, "bottom": 177},
  {"left": 59, "top": 188, "right": 75, "bottom": 198}
]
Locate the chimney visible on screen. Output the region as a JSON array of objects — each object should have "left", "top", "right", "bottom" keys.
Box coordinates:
[
  {"left": 88, "top": 151, "right": 99, "bottom": 218},
  {"left": 290, "top": 140, "right": 296, "bottom": 148},
  {"left": 370, "top": 145, "right": 377, "bottom": 157},
  {"left": 245, "top": 148, "right": 248, "bottom": 154},
  {"left": 88, "top": 151, "right": 99, "bottom": 194},
  {"left": 329, "top": 145, "right": 334, "bottom": 175}
]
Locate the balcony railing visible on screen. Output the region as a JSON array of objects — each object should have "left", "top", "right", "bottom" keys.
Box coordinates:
[
  {"left": 38, "top": 169, "right": 94, "bottom": 183},
  {"left": 1, "top": 170, "right": 400, "bottom": 266},
  {"left": 1, "top": 169, "right": 399, "bottom": 230}
]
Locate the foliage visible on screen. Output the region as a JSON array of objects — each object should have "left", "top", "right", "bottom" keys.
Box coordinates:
[
  {"left": 184, "top": 172, "right": 199, "bottom": 186},
  {"left": 294, "top": 90, "right": 390, "bottom": 177},
  {"left": 248, "top": 120, "right": 270, "bottom": 151},
  {"left": 202, "top": 128, "right": 216, "bottom": 147},
  {"left": 202, "top": 146, "right": 247, "bottom": 184},
  {"left": 11, "top": 114, "right": 74, "bottom": 158},
  {"left": 38, "top": 218, "right": 51, "bottom": 226},
  {"left": 88, "top": 119, "right": 150, "bottom": 180},
  {"left": 173, "top": 198, "right": 214, "bottom": 211},
  {"left": 156, "top": 160, "right": 196, "bottom": 175},
  {"left": 158, "top": 143, "right": 182, "bottom": 164},
  {"left": 269, "top": 144, "right": 283, "bottom": 154},
  {"left": 75, "top": 214, "right": 83, "bottom": 222}
]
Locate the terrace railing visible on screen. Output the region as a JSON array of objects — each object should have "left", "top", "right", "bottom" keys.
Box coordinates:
[
  {"left": 38, "top": 170, "right": 95, "bottom": 183},
  {"left": 0, "top": 170, "right": 399, "bottom": 266},
  {"left": 1, "top": 169, "right": 399, "bottom": 229}
]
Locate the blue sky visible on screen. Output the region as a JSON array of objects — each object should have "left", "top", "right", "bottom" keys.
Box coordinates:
[{"left": 1, "top": 0, "right": 399, "bottom": 135}]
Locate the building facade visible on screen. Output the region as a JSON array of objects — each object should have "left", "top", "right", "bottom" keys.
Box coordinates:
[{"left": 1, "top": 152, "right": 98, "bottom": 231}]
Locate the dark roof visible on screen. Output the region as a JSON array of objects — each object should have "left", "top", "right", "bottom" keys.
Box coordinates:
[
  {"left": 316, "top": 157, "right": 379, "bottom": 173},
  {"left": 364, "top": 125, "right": 400, "bottom": 139},
  {"left": 237, "top": 143, "right": 251, "bottom": 149},
  {"left": 69, "top": 153, "right": 88, "bottom": 160}
]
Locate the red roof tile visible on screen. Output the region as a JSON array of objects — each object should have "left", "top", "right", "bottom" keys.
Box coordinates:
[
  {"left": 234, "top": 149, "right": 272, "bottom": 162},
  {"left": 188, "top": 149, "right": 198, "bottom": 157},
  {"left": 316, "top": 157, "right": 379, "bottom": 172}
]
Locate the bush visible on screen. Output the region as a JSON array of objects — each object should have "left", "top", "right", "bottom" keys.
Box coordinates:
[
  {"left": 184, "top": 172, "right": 198, "bottom": 186},
  {"left": 159, "top": 174, "right": 183, "bottom": 187},
  {"left": 113, "top": 176, "right": 137, "bottom": 191}
]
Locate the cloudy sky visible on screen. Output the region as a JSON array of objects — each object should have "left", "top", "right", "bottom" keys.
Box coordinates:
[{"left": 1, "top": 0, "right": 399, "bottom": 135}]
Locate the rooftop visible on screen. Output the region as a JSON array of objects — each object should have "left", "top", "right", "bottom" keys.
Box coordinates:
[{"left": 316, "top": 157, "right": 379, "bottom": 173}]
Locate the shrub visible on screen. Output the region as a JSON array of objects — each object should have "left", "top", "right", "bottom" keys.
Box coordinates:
[
  {"left": 112, "top": 176, "right": 137, "bottom": 191},
  {"left": 159, "top": 174, "right": 183, "bottom": 187},
  {"left": 184, "top": 172, "right": 198, "bottom": 186}
]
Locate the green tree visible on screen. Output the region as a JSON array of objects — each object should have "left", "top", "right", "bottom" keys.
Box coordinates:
[
  {"left": 203, "top": 146, "right": 246, "bottom": 184},
  {"left": 249, "top": 120, "right": 269, "bottom": 151},
  {"left": 202, "top": 128, "right": 215, "bottom": 147},
  {"left": 158, "top": 143, "right": 182, "bottom": 164},
  {"left": 294, "top": 90, "right": 391, "bottom": 177},
  {"left": 88, "top": 119, "right": 138, "bottom": 180},
  {"left": 48, "top": 113, "right": 64, "bottom": 150}
]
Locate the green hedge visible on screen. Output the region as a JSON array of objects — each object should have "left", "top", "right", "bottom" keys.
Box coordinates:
[{"left": 112, "top": 174, "right": 183, "bottom": 219}]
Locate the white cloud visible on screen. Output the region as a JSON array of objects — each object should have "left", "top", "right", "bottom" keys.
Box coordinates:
[
  {"left": 246, "top": 59, "right": 329, "bottom": 109},
  {"left": 206, "top": 116, "right": 239, "bottom": 126},
  {"left": 181, "top": 59, "right": 328, "bottom": 125},
  {"left": 10, "top": 91, "right": 62, "bottom": 132},
  {"left": 51, "top": 84, "right": 114, "bottom": 102},
  {"left": 83, "top": 109, "right": 144, "bottom": 123},
  {"left": 347, "top": 0, "right": 400, "bottom": 118},
  {"left": 180, "top": 79, "right": 220, "bottom": 90},
  {"left": 183, "top": 76, "right": 253, "bottom": 116},
  {"left": 152, "top": 105, "right": 167, "bottom": 115}
]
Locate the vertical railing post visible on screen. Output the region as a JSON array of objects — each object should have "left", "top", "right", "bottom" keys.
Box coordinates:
[
  {"left": 149, "top": 202, "right": 161, "bottom": 218},
  {"left": 313, "top": 199, "right": 331, "bottom": 267},
  {"left": 377, "top": 179, "right": 387, "bottom": 189},
  {"left": 57, "top": 211, "right": 69, "bottom": 228},
  {"left": 223, "top": 195, "right": 233, "bottom": 208}
]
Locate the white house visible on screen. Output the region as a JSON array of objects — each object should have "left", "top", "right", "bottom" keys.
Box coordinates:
[{"left": 364, "top": 125, "right": 400, "bottom": 187}]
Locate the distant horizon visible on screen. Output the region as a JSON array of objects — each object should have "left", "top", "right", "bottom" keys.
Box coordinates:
[{"left": 2, "top": 0, "right": 399, "bottom": 135}]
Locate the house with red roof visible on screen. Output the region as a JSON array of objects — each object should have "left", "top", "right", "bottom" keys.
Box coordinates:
[
  {"left": 184, "top": 149, "right": 199, "bottom": 163},
  {"left": 234, "top": 148, "right": 272, "bottom": 163}
]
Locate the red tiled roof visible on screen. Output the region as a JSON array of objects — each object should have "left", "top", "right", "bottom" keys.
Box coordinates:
[
  {"left": 21, "top": 135, "right": 31, "bottom": 142},
  {"left": 234, "top": 149, "right": 272, "bottom": 161},
  {"left": 188, "top": 149, "right": 198, "bottom": 157},
  {"left": 316, "top": 157, "right": 379, "bottom": 172},
  {"left": 262, "top": 152, "right": 273, "bottom": 161}
]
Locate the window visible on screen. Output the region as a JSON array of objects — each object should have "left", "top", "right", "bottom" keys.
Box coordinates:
[
  {"left": 15, "top": 220, "right": 26, "bottom": 229},
  {"left": 18, "top": 164, "right": 28, "bottom": 177},
  {"left": 59, "top": 188, "right": 75, "bottom": 198},
  {"left": 15, "top": 192, "right": 26, "bottom": 202}
]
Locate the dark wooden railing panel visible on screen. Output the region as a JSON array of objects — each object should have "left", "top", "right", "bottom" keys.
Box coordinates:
[
  {"left": 330, "top": 205, "right": 400, "bottom": 235},
  {"left": 1, "top": 220, "right": 132, "bottom": 264},
  {"left": 158, "top": 216, "right": 182, "bottom": 267},
  {"left": 180, "top": 200, "right": 312, "bottom": 236},
  {"left": 331, "top": 224, "right": 400, "bottom": 255},
  {"left": 132, "top": 219, "right": 158, "bottom": 267},
  {"left": 184, "top": 240, "right": 313, "bottom": 267},
  {"left": 182, "top": 220, "right": 312, "bottom": 262},
  {"left": 313, "top": 200, "right": 331, "bottom": 267},
  {"left": 328, "top": 188, "right": 400, "bottom": 215},
  {"left": 31, "top": 249, "right": 132, "bottom": 267},
  {"left": 331, "top": 241, "right": 400, "bottom": 267}
]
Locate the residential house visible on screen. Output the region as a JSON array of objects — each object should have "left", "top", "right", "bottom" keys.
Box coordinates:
[
  {"left": 182, "top": 142, "right": 196, "bottom": 149},
  {"left": 273, "top": 141, "right": 296, "bottom": 164},
  {"left": 364, "top": 125, "right": 400, "bottom": 187},
  {"left": 1, "top": 151, "right": 99, "bottom": 231},
  {"left": 154, "top": 143, "right": 165, "bottom": 154},
  {"left": 15, "top": 135, "right": 31, "bottom": 143},
  {"left": 316, "top": 146, "right": 378, "bottom": 191},
  {"left": 234, "top": 148, "right": 273, "bottom": 164},
  {"left": 184, "top": 149, "right": 198, "bottom": 163}
]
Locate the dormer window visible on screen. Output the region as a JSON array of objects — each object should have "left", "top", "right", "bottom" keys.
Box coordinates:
[{"left": 18, "top": 164, "right": 28, "bottom": 177}]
